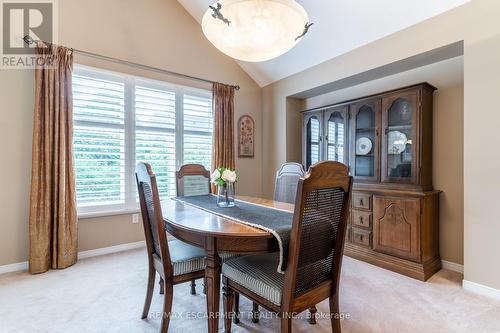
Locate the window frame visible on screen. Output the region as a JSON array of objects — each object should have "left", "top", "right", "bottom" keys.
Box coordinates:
[{"left": 73, "top": 65, "right": 213, "bottom": 218}]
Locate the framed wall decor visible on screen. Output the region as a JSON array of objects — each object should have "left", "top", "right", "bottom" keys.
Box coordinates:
[{"left": 238, "top": 115, "right": 255, "bottom": 157}]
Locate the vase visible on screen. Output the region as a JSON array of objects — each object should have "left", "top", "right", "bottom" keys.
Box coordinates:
[{"left": 217, "top": 183, "right": 235, "bottom": 208}]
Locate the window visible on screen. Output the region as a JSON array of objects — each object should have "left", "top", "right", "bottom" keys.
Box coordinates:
[
  {"left": 183, "top": 94, "right": 213, "bottom": 168},
  {"left": 73, "top": 72, "right": 126, "bottom": 209},
  {"left": 134, "top": 84, "right": 177, "bottom": 199},
  {"left": 73, "top": 66, "right": 213, "bottom": 215}
]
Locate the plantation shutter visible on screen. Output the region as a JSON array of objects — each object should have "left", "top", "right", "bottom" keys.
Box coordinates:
[
  {"left": 135, "top": 84, "right": 177, "bottom": 197},
  {"left": 183, "top": 93, "right": 213, "bottom": 171},
  {"left": 73, "top": 73, "right": 126, "bottom": 207}
]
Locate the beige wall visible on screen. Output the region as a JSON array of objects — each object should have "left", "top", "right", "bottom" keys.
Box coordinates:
[
  {"left": 0, "top": 0, "right": 262, "bottom": 265},
  {"left": 262, "top": 0, "right": 500, "bottom": 289},
  {"left": 0, "top": 70, "right": 34, "bottom": 267},
  {"left": 298, "top": 57, "right": 464, "bottom": 265}
]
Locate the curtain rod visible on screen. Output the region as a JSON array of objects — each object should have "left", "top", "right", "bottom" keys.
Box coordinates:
[{"left": 22, "top": 35, "right": 240, "bottom": 91}]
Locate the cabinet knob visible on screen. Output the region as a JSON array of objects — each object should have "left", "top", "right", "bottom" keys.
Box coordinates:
[
  {"left": 360, "top": 216, "right": 364, "bottom": 224},
  {"left": 360, "top": 199, "right": 364, "bottom": 206}
]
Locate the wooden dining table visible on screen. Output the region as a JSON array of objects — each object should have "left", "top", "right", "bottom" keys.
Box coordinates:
[{"left": 161, "top": 196, "right": 294, "bottom": 333}]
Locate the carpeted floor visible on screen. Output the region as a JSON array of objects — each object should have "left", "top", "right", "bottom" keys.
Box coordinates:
[{"left": 1, "top": 248, "right": 499, "bottom": 333}]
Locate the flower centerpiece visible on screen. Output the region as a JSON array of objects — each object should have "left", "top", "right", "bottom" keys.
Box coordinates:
[{"left": 211, "top": 167, "right": 237, "bottom": 207}]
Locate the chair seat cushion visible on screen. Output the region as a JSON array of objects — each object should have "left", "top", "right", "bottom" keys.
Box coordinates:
[
  {"left": 222, "top": 253, "right": 283, "bottom": 306},
  {"left": 168, "top": 239, "right": 240, "bottom": 276},
  {"left": 168, "top": 239, "right": 205, "bottom": 276},
  {"left": 220, "top": 252, "right": 240, "bottom": 262}
]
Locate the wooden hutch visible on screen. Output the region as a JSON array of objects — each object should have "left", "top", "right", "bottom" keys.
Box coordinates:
[{"left": 301, "top": 83, "right": 441, "bottom": 281}]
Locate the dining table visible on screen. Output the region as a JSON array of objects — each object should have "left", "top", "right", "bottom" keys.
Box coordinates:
[{"left": 161, "top": 196, "right": 294, "bottom": 333}]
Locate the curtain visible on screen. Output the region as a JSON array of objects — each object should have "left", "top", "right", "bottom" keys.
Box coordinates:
[
  {"left": 211, "top": 83, "right": 235, "bottom": 193},
  {"left": 28, "top": 43, "right": 78, "bottom": 274},
  {"left": 211, "top": 82, "right": 235, "bottom": 173}
]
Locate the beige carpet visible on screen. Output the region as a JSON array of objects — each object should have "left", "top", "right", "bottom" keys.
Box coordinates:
[{"left": 1, "top": 248, "right": 499, "bottom": 333}]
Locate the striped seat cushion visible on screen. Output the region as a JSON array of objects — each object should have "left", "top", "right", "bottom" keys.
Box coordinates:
[
  {"left": 222, "top": 253, "right": 283, "bottom": 306},
  {"left": 169, "top": 240, "right": 239, "bottom": 276},
  {"left": 220, "top": 252, "right": 241, "bottom": 261},
  {"left": 169, "top": 239, "right": 205, "bottom": 276}
]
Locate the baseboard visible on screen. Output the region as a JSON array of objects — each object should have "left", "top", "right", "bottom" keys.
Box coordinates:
[
  {"left": 0, "top": 240, "right": 146, "bottom": 275},
  {"left": 78, "top": 240, "right": 146, "bottom": 259},
  {"left": 344, "top": 244, "right": 441, "bottom": 281},
  {"left": 0, "top": 261, "right": 29, "bottom": 275},
  {"left": 463, "top": 280, "right": 500, "bottom": 300},
  {"left": 441, "top": 260, "right": 464, "bottom": 273}
]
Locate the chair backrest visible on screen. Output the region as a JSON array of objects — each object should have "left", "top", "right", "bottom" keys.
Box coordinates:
[
  {"left": 274, "top": 162, "right": 306, "bottom": 204},
  {"left": 136, "top": 162, "right": 173, "bottom": 276},
  {"left": 176, "top": 164, "right": 211, "bottom": 197},
  {"left": 283, "top": 161, "right": 352, "bottom": 304}
]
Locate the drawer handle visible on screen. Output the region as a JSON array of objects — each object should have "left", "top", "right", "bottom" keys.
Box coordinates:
[
  {"left": 359, "top": 198, "right": 364, "bottom": 206},
  {"left": 359, "top": 216, "right": 364, "bottom": 224},
  {"left": 357, "top": 234, "right": 364, "bottom": 241}
]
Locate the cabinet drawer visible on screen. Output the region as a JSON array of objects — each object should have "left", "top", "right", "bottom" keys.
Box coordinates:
[
  {"left": 352, "top": 210, "right": 372, "bottom": 229},
  {"left": 352, "top": 193, "right": 372, "bottom": 210},
  {"left": 352, "top": 228, "right": 371, "bottom": 248}
]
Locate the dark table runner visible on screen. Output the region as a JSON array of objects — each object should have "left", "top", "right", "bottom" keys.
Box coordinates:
[{"left": 173, "top": 195, "right": 293, "bottom": 273}]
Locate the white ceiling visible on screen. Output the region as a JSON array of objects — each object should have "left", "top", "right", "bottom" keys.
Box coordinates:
[{"left": 177, "top": 0, "right": 471, "bottom": 87}]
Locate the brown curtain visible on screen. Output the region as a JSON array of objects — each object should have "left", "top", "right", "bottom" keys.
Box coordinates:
[
  {"left": 29, "top": 43, "right": 78, "bottom": 274},
  {"left": 211, "top": 82, "right": 235, "bottom": 170}
]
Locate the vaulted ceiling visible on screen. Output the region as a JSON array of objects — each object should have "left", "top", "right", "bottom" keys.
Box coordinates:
[{"left": 177, "top": 0, "right": 471, "bottom": 87}]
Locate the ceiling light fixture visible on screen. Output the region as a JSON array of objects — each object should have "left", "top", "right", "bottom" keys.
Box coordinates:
[{"left": 202, "top": 0, "right": 312, "bottom": 62}]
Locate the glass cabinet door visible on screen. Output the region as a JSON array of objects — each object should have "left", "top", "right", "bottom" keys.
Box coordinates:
[
  {"left": 350, "top": 99, "right": 381, "bottom": 181},
  {"left": 324, "top": 107, "right": 348, "bottom": 164},
  {"left": 304, "top": 113, "right": 322, "bottom": 169},
  {"left": 382, "top": 91, "right": 418, "bottom": 183}
]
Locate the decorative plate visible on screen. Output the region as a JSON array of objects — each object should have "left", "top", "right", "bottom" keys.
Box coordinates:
[
  {"left": 388, "top": 130, "right": 408, "bottom": 154},
  {"left": 356, "top": 137, "right": 372, "bottom": 155}
]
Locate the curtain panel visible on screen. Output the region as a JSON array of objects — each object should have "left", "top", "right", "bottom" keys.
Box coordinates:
[
  {"left": 28, "top": 44, "right": 78, "bottom": 274},
  {"left": 211, "top": 82, "right": 236, "bottom": 177}
]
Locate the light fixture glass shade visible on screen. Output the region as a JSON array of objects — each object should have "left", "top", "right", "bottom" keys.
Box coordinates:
[{"left": 202, "top": 0, "right": 309, "bottom": 62}]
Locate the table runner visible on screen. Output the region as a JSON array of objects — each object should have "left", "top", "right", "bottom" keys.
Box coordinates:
[{"left": 173, "top": 195, "right": 293, "bottom": 273}]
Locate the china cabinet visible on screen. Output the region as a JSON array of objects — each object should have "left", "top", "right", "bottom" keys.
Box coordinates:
[{"left": 301, "top": 83, "right": 440, "bottom": 281}]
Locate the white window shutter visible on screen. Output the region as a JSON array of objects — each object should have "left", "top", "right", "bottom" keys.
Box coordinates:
[
  {"left": 183, "top": 93, "right": 213, "bottom": 171},
  {"left": 135, "top": 85, "right": 177, "bottom": 198},
  {"left": 73, "top": 73, "right": 126, "bottom": 208}
]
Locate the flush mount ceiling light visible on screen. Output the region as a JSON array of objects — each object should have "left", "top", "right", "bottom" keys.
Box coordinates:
[{"left": 202, "top": 0, "right": 312, "bottom": 62}]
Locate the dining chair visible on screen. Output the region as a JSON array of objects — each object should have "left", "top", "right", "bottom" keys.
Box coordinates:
[
  {"left": 176, "top": 164, "right": 211, "bottom": 197},
  {"left": 222, "top": 161, "right": 353, "bottom": 333},
  {"left": 273, "top": 162, "right": 319, "bottom": 324},
  {"left": 175, "top": 164, "right": 243, "bottom": 317},
  {"left": 274, "top": 162, "right": 306, "bottom": 204},
  {"left": 175, "top": 164, "right": 211, "bottom": 294},
  {"left": 136, "top": 162, "right": 206, "bottom": 333}
]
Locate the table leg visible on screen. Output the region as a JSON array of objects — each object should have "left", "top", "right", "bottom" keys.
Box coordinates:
[{"left": 205, "top": 237, "right": 221, "bottom": 333}]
